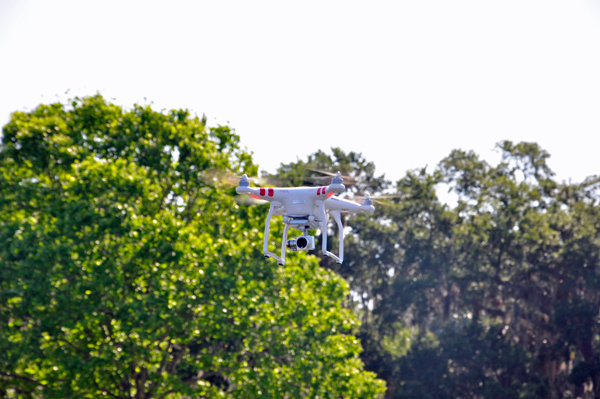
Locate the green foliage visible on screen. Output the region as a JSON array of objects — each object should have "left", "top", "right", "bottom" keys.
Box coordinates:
[
  {"left": 0, "top": 95, "right": 385, "bottom": 398},
  {"left": 380, "top": 326, "right": 411, "bottom": 359},
  {"left": 281, "top": 144, "right": 600, "bottom": 398}
]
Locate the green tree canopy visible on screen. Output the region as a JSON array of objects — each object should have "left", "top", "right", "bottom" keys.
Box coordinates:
[
  {"left": 281, "top": 145, "right": 600, "bottom": 399},
  {"left": 0, "top": 95, "right": 386, "bottom": 398}
]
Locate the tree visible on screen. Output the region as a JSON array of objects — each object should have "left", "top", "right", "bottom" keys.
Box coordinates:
[
  {"left": 277, "top": 145, "right": 600, "bottom": 398},
  {"left": 0, "top": 95, "right": 385, "bottom": 398}
]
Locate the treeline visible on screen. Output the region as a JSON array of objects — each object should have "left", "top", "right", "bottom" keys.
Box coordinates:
[
  {"left": 272, "top": 144, "right": 600, "bottom": 398},
  {"left": 1, "top": 96, "right": 599, "bottom": 399}
]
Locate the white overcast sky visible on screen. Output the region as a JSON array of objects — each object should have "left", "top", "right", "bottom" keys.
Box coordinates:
[{"left": 1, "top": 0, "right": 599, "bottom": 185}]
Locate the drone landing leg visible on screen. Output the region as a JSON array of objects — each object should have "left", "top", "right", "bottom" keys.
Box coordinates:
[
  {"left": 330, "top": 210, "right": 344, "bottom": 264},
  {"left": 263, "top": 203, "right": 284, "bottom": 265},
  {"left": 318, "top": 203, "right": 343, "bottom": 264},
  {"left": 280, "top": 223, "right": 290, "bottom": 266},
  {"left": 317, "top": 201, "right": 329, "bottom": 255}
]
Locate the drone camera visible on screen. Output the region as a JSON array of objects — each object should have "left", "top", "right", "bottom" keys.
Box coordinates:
[{"left": 287, "top": 236, "right": 315, "bottom": 251}]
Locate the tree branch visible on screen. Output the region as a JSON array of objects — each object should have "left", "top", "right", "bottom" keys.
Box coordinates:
[{"left": 0, "top": 371, "right": 43, "bottom": 386}]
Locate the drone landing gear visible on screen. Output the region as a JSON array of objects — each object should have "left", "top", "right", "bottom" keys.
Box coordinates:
[
  {"left": 263, "top": 202, "right": 286, "bottom": 266},
  {"left": 314, "top": 201, "right": 344, "bottom": 264},
  {"left": 320, "top": 208, "right": 344, "bottom": 265},
  {"left": 263, "top": 202, "right": 345, "bottom": 266}
]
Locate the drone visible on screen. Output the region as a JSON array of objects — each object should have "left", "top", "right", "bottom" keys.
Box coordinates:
[{"left": 236, "top": 172, "right": 374, "bottom": 265}]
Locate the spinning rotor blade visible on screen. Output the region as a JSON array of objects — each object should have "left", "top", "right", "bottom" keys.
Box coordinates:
[
  {"left": 303, "top": 175, "right": 344, "bottom": 185},
  {"left": 199, "top": 168, "right": 282, "bottom": 187},
  {"left": 305, "top": 168, "right": 381, "bottom": 187},
  {"left": 306, "top": 168, "right": 358, "bottom": 185},
  {"left": 244, "top": 175, "right": 285, "bottom": 186},
  {"left": 350, "top": 193, "right": 403, "bottom": 205},
  {"left": 354, "top": 194, "right": 404, "bottom": 200},
  {"left": 198, "top": 168, "right": 239, "bottom": 187},
  {"left": 235, "top": 195, "right": 268, "bottom": 206}
]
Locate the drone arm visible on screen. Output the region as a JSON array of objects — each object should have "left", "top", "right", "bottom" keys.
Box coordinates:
[
  {"left": 263, "top": 202, "right": 284, "bottom": 265},
  {"left": 236, "top": 186, "right": 262, "bottom": 198}
]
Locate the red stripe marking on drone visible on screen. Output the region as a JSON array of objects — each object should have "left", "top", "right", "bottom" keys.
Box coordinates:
[
  {"left": 327, "top": 192, "right": 335, "bottom": 198},
  {"left": 260, "top": 188, "right": 266, "bottom": 196},
  {"left": 250, "top": 194, "right": 261, "bottom": 199},
  {"left": 317, "top": 187, "right": 321, "bottom": 195},
  {"left": 321, "top": 187, "right": 327, "bottom": 195},
  {"left": 268, "top": 188, "right": 274, "bottom": 197}
]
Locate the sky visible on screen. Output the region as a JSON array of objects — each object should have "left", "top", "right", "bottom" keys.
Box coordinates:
[{"left": 1, "top": 0, "right": 599, "bottom": 186}]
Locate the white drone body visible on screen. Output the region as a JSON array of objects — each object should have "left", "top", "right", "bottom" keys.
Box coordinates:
[{"left": 236, "top": 172, "right": 374, "bottom": 265}]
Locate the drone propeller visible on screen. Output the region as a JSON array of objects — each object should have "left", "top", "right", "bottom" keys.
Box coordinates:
[
  {"left": 306, "top": 168, "right": 358, "bottom": 185},
  {"left": 198, "top": 168, "right": 239, "bottom": 187},
  {"left": 350, "top": 193, "right": 403, "bottom": 205},
  {"left": 199, "top": 168, "right": 282, "bottom": 188},
  {"left": 244, "top": 175, "right": 284, "bottom": 186},
  {"left": 305, "top": 168, "right": 385, "bottom": 189},
  {"left": 235, "top": 195, "right": 268, "bottom": 206}
]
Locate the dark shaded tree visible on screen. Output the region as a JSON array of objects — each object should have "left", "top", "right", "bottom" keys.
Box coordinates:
[{"left": 278, "top": 143, "right": 600, "bottom": 398}]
